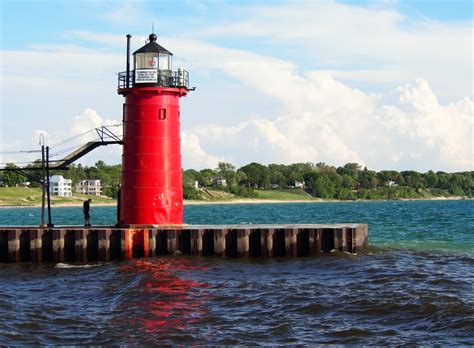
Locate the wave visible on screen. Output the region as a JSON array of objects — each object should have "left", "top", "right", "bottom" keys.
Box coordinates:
[{"left": 54, "top": 262, "right": 105, "bottom": 269}]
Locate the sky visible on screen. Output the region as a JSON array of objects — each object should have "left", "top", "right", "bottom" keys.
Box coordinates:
[{"left": 0, "top": 0, "right": 473, "bottom": 172}]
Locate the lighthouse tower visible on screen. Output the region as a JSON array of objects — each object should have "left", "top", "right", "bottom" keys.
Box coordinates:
[{"left": 117, "top": 33, "right": 189, "bottom": 226}]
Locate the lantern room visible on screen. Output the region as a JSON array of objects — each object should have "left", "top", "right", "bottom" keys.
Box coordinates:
[
  {"left": 118, "top": 33, "right": 189, "bottom": 89},
  {"left": 134, "top": 33, "right": 172, "bottom": 71}
]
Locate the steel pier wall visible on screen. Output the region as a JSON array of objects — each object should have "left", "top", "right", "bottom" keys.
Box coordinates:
[{"left": 0, "top": 224, "right": 368, "bottom": 263}]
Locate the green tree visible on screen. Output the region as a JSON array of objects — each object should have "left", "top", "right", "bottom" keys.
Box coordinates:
[
  {"left": 315, "top": 162, "right": 337, "bottom": 173},
  {"left": 282, "top": 163, "right": 314, "bottom": 187},
  {"left": 239, "top": 162, "right": 270, "bottom": 188},
  {"left": 401, "top": 170, "right": 423, "bottom": 188},
  {"left": 268, "top": 164, "right": 286, "bottom": 187},
  {"left": 198, "top": 168, "right": 216, "bottom": 187},
  {"left": 216, "top": 162, "right": 238, "bottom": 188},
  {"left": 424, "top": 170, "right": 438, "bottom": 188},
  {"left": 337, "top": 163, "right": 361, "bottom": 180},
  {"left": 359, "top": 168, "right": 379, "bottom": 189},
  {"left": 183, "top": 169, "right": 202, "bottom": 199},
  {"left": 304, "top": 172, "right": 339, "bottom": 198},
  {"left": 63, "top": 163, "right": 86, "bottom": 185},
  {"left": 3, "top": 163, "right": 23, "bottom": 187}
]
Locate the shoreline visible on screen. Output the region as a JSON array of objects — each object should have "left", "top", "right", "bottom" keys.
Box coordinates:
[{"left": 0, "top": 196, "right": 470, "bottom": 208}]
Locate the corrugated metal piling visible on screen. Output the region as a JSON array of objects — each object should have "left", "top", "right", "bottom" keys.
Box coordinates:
[{"left": 0, "top": 224, "right": 368, "bottom": 263}]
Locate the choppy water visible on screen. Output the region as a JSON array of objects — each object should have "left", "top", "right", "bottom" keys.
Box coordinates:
[{"left": 1, "top": 200, "right": 473, "bottom": 345}]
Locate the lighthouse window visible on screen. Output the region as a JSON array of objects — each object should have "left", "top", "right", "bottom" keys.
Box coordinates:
[
  {"left": 135, "top": 52, "right": 158, "bottom": 70},
  {"left": 159, "top": 53, "right": 171, "bottom": 70},
  {"left": 158, "top": 108, "right": 167, "bottom": 120}
]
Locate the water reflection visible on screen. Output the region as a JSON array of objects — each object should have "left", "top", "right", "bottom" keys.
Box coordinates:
[{"left": 118, "top": 258, "right": 210, "bottom": 341}]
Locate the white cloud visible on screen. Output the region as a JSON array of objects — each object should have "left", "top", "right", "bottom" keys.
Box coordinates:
[
  {"left": 167, "top": 36, "right": 472, "bottom": 171},
  {"left": 195, "top": 1, "right": 472, "bottom": 102},
  {"left": 1, "top": 1, "right": 472, "bottom": 172},
  {"left": 181, "top": 131, "right": 222, "bottom": 169},
  {"left": 69, "top": 108, "right": 119, "bottom": 140}
]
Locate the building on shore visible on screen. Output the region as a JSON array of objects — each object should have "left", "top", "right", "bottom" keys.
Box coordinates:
[
  {"left": 212, "top": 177, "right": 227, "bottom": 188},
  {"left": 49, "top": 175, "right": 72, "bottom": 197},
  {"left": 76, "top": 179, "right": 102, "bottom": 196}
]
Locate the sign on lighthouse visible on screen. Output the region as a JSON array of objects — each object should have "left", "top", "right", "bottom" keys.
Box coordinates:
[{"left": 117, "top": 33, "right": 190, "bottom": 226}]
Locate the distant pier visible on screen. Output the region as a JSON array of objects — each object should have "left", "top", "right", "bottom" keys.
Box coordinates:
[{"left": 0, "top": 224, "right": 368, "bottom": 263}]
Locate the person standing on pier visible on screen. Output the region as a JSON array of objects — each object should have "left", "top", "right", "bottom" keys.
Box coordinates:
[{"left": 83, "top": 198, "right": 93, "bottom": 227}]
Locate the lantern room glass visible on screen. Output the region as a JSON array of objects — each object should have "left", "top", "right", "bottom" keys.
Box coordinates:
[
  {"left": 135, "top": 52, "right": 172, "bottom": 70},
  {"left": 135, "top": 52, "right": 158, "bottom": 69},
  {"left": 159, "top": 53, "right": 172, "bottom": 70}
]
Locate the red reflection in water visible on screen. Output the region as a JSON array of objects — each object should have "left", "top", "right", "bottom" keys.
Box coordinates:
[{"left": 119, "top": 258, "right": 211, "bottom": 336}]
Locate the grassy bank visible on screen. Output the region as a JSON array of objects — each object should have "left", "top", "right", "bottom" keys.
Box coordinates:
[
  {"left": 254, "top": 188, "right": 316, "bottom": 201},
  {"left": 0, "top": 187, "right": 115, "bottom": 206},
  {"left": 0, "top": 187, "right": 316, "bottom": 206},
  {"left": 0, "top": 187, "right": 468, "bottom": 207}
]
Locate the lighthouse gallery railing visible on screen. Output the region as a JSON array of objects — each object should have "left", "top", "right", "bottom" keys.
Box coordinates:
[{"left": 117, "top": 70, "right": 189, "bottom": 89}]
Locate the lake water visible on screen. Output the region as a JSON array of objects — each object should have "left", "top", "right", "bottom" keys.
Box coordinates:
[{"left": 0, "top": 200, "right": 473, "bottom": 345}]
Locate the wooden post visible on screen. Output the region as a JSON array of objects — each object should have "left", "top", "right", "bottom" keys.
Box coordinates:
[
  {"left": 354, "top": 224, "right": 368, "bottom": 253},
  {"left": 341, "top": 228, "right": 347, "bottom": 252},
  {"left": 30, "top": 229, "right": 43, "bottom": 262},
  {"left": 308, "top": 228, "right": 320, "bottom": 256},
  {"left": 98, "top": 229, "right": 110, "bottom": 261},
  {"left": 149, "top": 229, "right": 157, "bottom": 257},
  {"left": 237, "top": 229, "right": 249, "bottom": 258},
  {"left": 122, "top": 229, "right": 132, "bottom": 260},
  {"left": 8, "top": 230, "right": 20, "bottom": 263},
  {"left": 75, "top": 229, "right": 88, "bottom": 262},
  {"left": 264, "top": 228, "right": 274, "bottom": 257},
  {"left": 190, "top": 229, "right": 203, "bottom": 256},
  {"left": 335, "top": 228, "right": 343, "bottom": 252},
  {"left": 141, "top": 229, "right": 150, "bottom": 258},
  {"left": 259, "top": 228, "right": 269, "bottom": 257},
  {"left": 214, "top": 229, "right": 226, "bottom": 257},
  {"left": 285, "top": 228, "right": 297, "bottom": 258},
  {"left": 52, "top": 229, "right": 65, "bottom": 263},
  {"left": 167, "top": 230, "right": 179, "bottom": 254}
]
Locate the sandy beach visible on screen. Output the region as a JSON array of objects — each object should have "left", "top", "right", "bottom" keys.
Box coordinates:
[{"left": 0, "top": 196, "right": 469, "bottom": 208}]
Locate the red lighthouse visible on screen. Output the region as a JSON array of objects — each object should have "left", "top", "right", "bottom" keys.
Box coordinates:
[{"left": 117, "top": 33, "right": 189, "bottom": 226}]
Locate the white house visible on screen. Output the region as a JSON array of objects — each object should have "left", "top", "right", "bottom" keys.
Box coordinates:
[
  {"left": 212, "top": 177, "right": 227, "bottom": 188},
  {"left": 76, "top": 179, "right": 102, "bottom": 196},
  {"left": 49, "top": 175, "right": 72, "bottom": 197},
  {"left": 294, "top": 181, "right": 305, "bottom": 189}
]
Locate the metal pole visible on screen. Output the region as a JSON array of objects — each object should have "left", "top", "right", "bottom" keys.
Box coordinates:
[
  {"left": 46, "top": 146, "right": 53, "bottom": 227},
  {"left": 41, "top": 145, "right": 45, "bottom": 227},
  {"left": 126, "top": 34, "right": 132, "bottom": 88}
]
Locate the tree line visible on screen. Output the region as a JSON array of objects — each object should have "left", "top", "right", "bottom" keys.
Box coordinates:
[
  {"left": 1, "top": 161, "right": 473, "bottom": 200},
  {"left": 184, "top": 162, "right": 473, "bottom": 200}
]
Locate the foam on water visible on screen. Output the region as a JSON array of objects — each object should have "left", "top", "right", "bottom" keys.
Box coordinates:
[{"left": 55, "top": 263, "right": 106, "bottom": 269}]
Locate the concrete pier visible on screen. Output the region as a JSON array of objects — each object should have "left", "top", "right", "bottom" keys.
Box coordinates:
[{"left": 0, "top": 224, "right": 368, "bottom": 263}]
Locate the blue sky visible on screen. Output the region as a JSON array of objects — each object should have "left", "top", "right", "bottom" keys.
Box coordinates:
[
  {"left": 2, "top": 0, "right": 472, "bottom": 46},
  {"left": 1, "top": 0, "right": 473, "bottom": 172}
]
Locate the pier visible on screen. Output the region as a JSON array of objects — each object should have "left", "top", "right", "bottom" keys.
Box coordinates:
[{"left": 0, "top": 224, "right": 367, "bottom": 263}]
